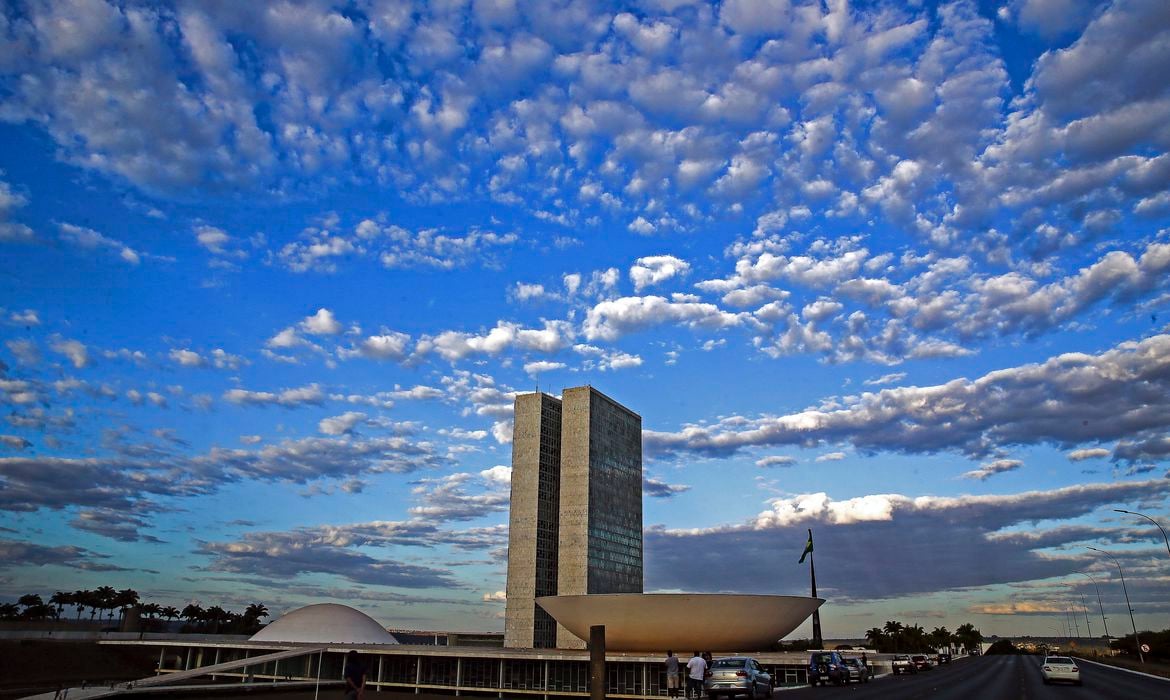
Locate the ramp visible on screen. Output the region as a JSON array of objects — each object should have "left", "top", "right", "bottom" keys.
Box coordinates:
[{"left": 20, "top": 646, "right": 328, "bottom": 699}]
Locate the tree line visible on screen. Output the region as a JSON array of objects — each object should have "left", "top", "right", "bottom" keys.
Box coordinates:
[
  {"left": 864, "top": 620, "right": 983, "bottom": 654},
  {"left": 0, "top": 589, "right": 269, "bottom": 634}
]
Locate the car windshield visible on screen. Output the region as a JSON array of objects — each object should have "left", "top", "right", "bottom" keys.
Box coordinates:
[{"left": 1046, "top": 657, "right": 1073, "bottom": 664}]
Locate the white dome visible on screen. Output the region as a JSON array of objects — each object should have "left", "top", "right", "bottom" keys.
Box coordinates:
[{"left": 249, "top": 603, "right": 399, "bottom": 645}]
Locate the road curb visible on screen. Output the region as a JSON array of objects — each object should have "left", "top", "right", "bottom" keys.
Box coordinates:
[{"left": 1074, "top": 656, "right": 1170, "bottom": 683}]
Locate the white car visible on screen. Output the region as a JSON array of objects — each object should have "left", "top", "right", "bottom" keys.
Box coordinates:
[{"left": 1041, "top": 656, "right": 1082, "bottom": 685}]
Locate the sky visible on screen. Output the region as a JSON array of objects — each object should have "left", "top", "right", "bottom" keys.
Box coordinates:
[{"left": 1, "top": 0, "right": 1169, "bottom": 641}]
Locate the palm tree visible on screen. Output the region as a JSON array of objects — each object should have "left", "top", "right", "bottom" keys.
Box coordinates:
[
  {"left": 181, "top": 603, "right": 205, "bottom": 630},
  {"left": 94, "top": 586, "right": 117, "bottom": 623},
  {"left": 929, "top": 626, "right": 952, "bottom": 652},
  {"left": 72, "top": 590, "right": 89, "bottom": 620},
  {"left": 883, "top": 620, "right": 905, "bottom": 653},
  {"left": 0, "top": 603, "right": 20, "bottom": 620},
  {"left": 49, "top": 591, "right": 73, "bottom": 620},
  {"left": 140, "top": 603, "right": 162, "bottom": 618},
  {"left": 864, "top": 627, "right": 887, "bottom": 651},
  {"left": 904, "top": 623, "right": 927, "bottom": 650},
  {"left": 955, "top": 623, "right": 983, "bottom": 654},
  {"left": 161, "top": 606, "right": 179, "bottom": 623},
  {"left": 18, "top": 593, "right": 44, "bottom": 610},
  {"left": 113, "top": 589, "right": 139, "bottom": 622},
  {"left": 205, "top": 605, "right": 227, "bottom": 633},
  {"left": 243, "top": 603, "right": 269, "bottom": 632}
]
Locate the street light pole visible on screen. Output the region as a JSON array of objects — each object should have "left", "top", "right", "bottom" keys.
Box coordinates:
[
  {"left": 1114, "top": 509, "right": 1170, "bottom": 560},
  {"left": 1079, "top": 592, "right": 1092, "bottom": 639},
  {"left": 1086, "top": 547, "right": 1144, "bottom": 664},
  {"left": 1077, "top": 572, "right": 1110, "bottom": 640}
]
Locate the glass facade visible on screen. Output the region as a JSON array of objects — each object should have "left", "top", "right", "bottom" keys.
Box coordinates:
[
  {"left": 532, "top": 395, "right": 562, "bottom": 648},
  {"left": 586, "top": 390, "right": 643, "bottom": 594}
]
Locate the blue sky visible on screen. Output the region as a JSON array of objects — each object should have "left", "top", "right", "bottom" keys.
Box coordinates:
[{"left": 2, "top": 0, "right": 1169, "bottom": 640}]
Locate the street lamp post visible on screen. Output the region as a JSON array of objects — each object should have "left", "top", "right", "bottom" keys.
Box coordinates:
[
  {"left": 1078, "top": 592, "right": 1092, "bottom": 639},
  {"left": 1086, "top": 546, "right": 1143, "bottom": 664},
  {"left": 1077, "top": 572, "right": 1110, "bottom": 641},
  {"left": 1114, "top": 509, "right": 1170, "bottom": 560}
]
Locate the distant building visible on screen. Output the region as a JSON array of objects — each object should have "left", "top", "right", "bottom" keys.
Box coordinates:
[{"left": 504, "top": 386, "right": 643, "bottom": 649}]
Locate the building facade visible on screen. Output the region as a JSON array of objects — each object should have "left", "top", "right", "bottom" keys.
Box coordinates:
[{"left": 504, "top": 386, "right": 643, "bottom": 649}]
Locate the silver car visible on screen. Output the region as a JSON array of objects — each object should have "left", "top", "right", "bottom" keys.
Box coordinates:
[
  {"left": 842, "top": 658, "right": 869, "bottom": 683},
  {"left": 704, "top": 656, "right": 772, "bottom": 699}
]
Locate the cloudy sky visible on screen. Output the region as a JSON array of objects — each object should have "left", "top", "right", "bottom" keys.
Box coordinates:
[{"left": 2, "top": 0, "right": 1169, "bottom": 640}]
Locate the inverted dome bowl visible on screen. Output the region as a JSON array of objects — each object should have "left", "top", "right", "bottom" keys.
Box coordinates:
[{"left": 537, "top": 593, "right": 822, "bottom": 652}]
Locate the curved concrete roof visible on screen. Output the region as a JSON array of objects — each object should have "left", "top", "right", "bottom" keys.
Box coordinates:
[
  {"left": 537, "top": 593, "right": 822, "bottom": 652},
  {"left": 249, "top": 603, "right": 399, "bottom": 645}
]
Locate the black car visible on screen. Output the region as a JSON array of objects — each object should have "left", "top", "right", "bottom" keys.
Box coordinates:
[{"left": 936, "top": 653, "right": 952, "bottom": 665}]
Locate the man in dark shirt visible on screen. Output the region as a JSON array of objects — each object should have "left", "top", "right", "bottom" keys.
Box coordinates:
[
  {"left": 664, "top": 650, "right": 681, "bottom": 698},
  {"left": 343, "top": 650, "right": 365, "bottom": 699}
]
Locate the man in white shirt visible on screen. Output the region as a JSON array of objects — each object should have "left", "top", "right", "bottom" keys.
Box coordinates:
[{"left": 685, "top": 651, "right": 707, "bottom": 699}]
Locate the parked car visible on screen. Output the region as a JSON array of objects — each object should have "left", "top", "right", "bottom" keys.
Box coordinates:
[
  {"left": 842, "top": 658, "right": 869, "bottom": 683},
  {"left": 807, "top": 651, "right": 848, "bottom": 686},
  {"left": 936, "top": 653, "right": 952, "bottom": 665},
  {"left": 911, "top": 654, "right": 933, "bottom": 671},
  {"left": 705, "top": 656, "right": 772, "bottom": 699},
  {"left": 1040, "top": 656, "right": 1082, "bottom": 686},
  {"left": 891, "top": 655, "right": 917, "bottom": 675}
]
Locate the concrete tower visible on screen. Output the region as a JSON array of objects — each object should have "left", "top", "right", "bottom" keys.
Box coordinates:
[
  {"left": 503, "top": 392, "right": 563, "bottom": 648},
  {"left": 503, "top": 386, "right": 643, "bottom": 649}
]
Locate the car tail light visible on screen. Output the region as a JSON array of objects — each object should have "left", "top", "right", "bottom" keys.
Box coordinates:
[
  {"left": 735, "top": 671, "right": 747, "bottom": 677},
  {"left": 1043, "top": 666, "right": 1051, "bottom": 671},
  {"left": 1072, "top": 667, "right": 1079, "bottom": 672}
]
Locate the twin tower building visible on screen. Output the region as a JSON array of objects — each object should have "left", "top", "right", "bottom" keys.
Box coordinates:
[{"left": 504, "top": 386, "right": 644, "bottom": 649}]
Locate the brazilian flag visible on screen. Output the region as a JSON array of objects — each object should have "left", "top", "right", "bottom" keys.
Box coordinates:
[{"left": 798, "top": 529, "right": 814, "bottom": 564}]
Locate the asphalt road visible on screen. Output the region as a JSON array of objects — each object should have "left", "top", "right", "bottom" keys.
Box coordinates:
[{"left": 771, "top": 655, "right": 1170, "bottom": 699}]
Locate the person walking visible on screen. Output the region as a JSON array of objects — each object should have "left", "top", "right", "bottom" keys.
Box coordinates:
[
  {"left": 343, "top": 650, "right": 366, "bottom": 699},
  {"left": 686, "top": 651, "right": 707, "bottom": 700},
  {"left": 664, "top": 650, "right": 681, "bottom": 698}
]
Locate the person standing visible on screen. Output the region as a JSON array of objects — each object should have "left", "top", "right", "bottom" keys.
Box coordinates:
[
  {"left": 343, "top": 650, "right": 366, "bottom": 699},
  {"left": 686, "top": 651, "right": 707, "bottom": 700},
  {"left": 664, "top": 650, "right": 681, "bottom": 698}
]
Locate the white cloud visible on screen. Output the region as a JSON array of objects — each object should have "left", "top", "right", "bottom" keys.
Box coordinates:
[
  {"left": 349, "top": 332, "right": 412, "bottom": 361},
  {"left": 584, "top": 296, "right": 746, "bottom": 342},
  {"left": 49, "top": 338, "right": 89, "bottom": 369},
  {"left": 426, "top": 321, "right": 573, "bottom": 361},
  {"left": 645, "top": 334, "right": 1170, "bottom": 463},
  {"left": 1067, "top": 448, "right": 1109, "bottom": 462},
  {"left": 224, "top": 384, "right": 326, "bottom": 408},
  {"left": 0, "top": 178, "right": 34, "bottom": 242},
  {"left": 58, "top": 223, "right": 147, "bottom": 265},
  {"left": 524, "top": 360, "right": 565, "bottom": 375},
  {"left": 301, "top": 308, "right": 343, "bottom": 335},
  {"left": 319, "top": 411, "right": 367, "bottom": 436},
  {"left": 194, "top": 225, "right": 237, "bottom": 256},
  {"left": 756, "top": 455, "right": 796, "bottom": 468},
  {"left": 962, "top": 459, "right": 1024, "bottom": 481},
  {"left": 480, "top": 465, "right": 512, "bottom": 486},
  {"left": 169, "top": 349, "right": 206, "bottom": 367},
  {"left": 630, "top": 254, "right": 691, "bottom": 291}
]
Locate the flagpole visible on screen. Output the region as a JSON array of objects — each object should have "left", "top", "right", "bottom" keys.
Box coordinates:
[{"left": 808, "top": 530, "right": 823, "bottom": 649}]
